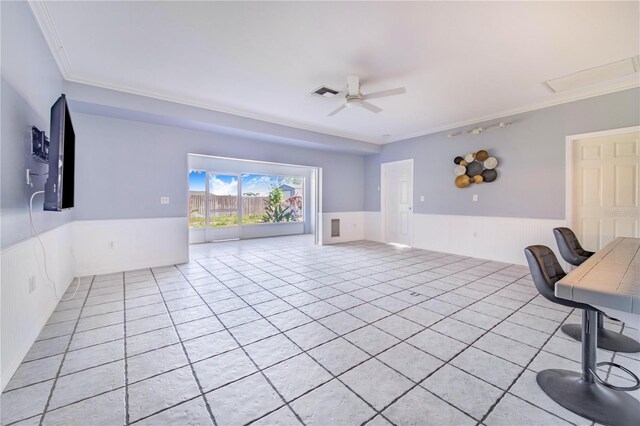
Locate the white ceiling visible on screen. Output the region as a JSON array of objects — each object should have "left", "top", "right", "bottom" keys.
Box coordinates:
[{"left": 32, "top": 1, "right": 639, "bottom": 144}]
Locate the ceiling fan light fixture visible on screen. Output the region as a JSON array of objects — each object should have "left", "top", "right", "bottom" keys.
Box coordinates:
[
  {"left": 346, "top": 98, "right": 363, "bottom": 109},
  {"left": 318, "top": 75, "right": 406, "bottom": 116}
]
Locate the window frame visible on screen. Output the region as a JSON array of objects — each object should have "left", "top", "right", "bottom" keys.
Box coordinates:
[{"left": 189, "top": 170, "right": 306, "bottom": 230}]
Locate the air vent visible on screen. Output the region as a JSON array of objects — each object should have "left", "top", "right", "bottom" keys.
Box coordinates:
[
  {"left": 543, "top": 56, "right": 640, "bottom": 93},
  {"left": 331, "top": 219, "right": 340, "bottom": 237},
  {"left": 310, "top": 86, "right": 341, "bottom": 97}
]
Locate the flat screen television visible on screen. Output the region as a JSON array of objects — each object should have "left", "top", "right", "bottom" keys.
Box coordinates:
[{"left": 44, "top": 94, "right": 75, "bottom": 211}]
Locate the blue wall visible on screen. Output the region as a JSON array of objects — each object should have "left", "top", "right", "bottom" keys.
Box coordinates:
[
  {"left": 1, "top": 1, "right": 368, "bottom": 246},
  {"left": 3, "top": 0, "right": 638, "bottom": 243},
  {"left": 364, "top": 88, "right": 640, "bottom": 219},
  {"left": 1, "top": 2, "right": 72, "bottom": 248},
  {"left": 71, "top": 112, "right": 365, "bottom": 220}
]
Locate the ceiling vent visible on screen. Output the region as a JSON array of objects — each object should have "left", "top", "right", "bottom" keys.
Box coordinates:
[
  {"left": 543, "top": 56, "right": 639, "bottom": 93},
  {"left": 310, "top": 86, "right": 341, "bottom": 97}
]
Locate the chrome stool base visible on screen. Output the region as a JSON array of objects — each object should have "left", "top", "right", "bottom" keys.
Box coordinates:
[
  {"left": 561, "top": 323, "right": 640, "bottom": 353},
  {"left": 537, "top": 369, "right": 640, "bottom": 426}
]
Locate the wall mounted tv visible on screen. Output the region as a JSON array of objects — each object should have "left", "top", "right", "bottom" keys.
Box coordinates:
[{"left": 44, "top": 94, "right": 75, "bottom": 211}]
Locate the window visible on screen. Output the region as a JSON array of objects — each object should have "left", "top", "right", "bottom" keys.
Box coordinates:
[
  {"left": 241, "top": 174, "right": 303, "bottom": 224},
  {"left": 189, "top": 171, "right": 304, "bottom": 229},
  {"left": 209, "top": 174, "right": 239, "bottom": 228}
]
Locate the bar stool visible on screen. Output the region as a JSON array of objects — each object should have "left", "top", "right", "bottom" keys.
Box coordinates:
[
  {"left": 553, "top": 227, "right": 640, "bottom": 353},
  {"left": 524, "top": 245, "right": 639, "bottom": 426}
]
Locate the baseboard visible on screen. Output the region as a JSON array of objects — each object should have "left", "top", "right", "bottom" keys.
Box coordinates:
[
  {"left": 363, "top": 212, "right": 565, "bottom": 265},
  {"left": 320, "top": 212, "right": 364, "bottom": 244},
  {"left": 1, "top": 222, "right": 75, "bottom": 391},
  {"left": 72, "top": 217, "right": 189, "bottom": 277}
]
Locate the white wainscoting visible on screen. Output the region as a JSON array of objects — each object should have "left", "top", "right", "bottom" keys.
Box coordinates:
[
  {"left": 364, "top": 212, "right": 565, "bottom": 265},
  {"left": 363, "top": 211, "right": 383, "bottom": 243},
  {"left": 320, "top": 212, "right": 364, "bottom": 245},
  {"left": 1, "top": 223, "right": 75, "bottom": 391},
  {"left": 72, "top": 217, "right": 189, "bottom": 277},
  {"left": 189, "top": 228, "right": 206, "bottom": 244}
]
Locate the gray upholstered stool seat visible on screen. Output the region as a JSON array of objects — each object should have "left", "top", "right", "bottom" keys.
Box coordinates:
[{"left": 553, "top": 227, "right": 640, "bottom": 353}]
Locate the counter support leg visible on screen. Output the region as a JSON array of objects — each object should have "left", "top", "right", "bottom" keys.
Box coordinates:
[{"left": 581, "top": 310, "right": 597, "bottom": 383}]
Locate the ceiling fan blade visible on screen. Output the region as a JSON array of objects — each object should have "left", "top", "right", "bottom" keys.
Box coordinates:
[
  {"left": 363, "top": 87, "right": 406, "bottom": 100},
  {"left": 347, "top": 76, "right": 360, "bottom": 96},
  {"left": 328, "top": 104, "right": 347, "bottom": 116},
  {"left": 360, "top": 101, "right": 382, "bottom": 114}
]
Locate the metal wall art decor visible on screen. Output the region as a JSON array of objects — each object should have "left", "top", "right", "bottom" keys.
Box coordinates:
[{"left": 453, "top": 149, "right": 498, "bottom": 188}]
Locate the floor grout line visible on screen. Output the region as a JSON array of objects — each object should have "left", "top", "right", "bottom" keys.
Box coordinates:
[
  {"left": 122, "top": 272, "right": 131, "bottom": 425},
  {"left": 37, "top": 276, "right": 96, "bottom": 426},
  {"left": 194, "top": 256, "right": 385, "bottom": 425},
  {"left": 144, "top": 268, "right": 219, "bottom": 426},
  {"left": 3, "top": 239, "right": 636, "bottom": 426},
  {"left": 175, "top": 262, "right": 308, "bottom": 426},
  {"left": 477, "top": 307, "right": 577, "bottom": 425},
  {"left": 198, "top": 253, "right": 524, "bottom": 425}
]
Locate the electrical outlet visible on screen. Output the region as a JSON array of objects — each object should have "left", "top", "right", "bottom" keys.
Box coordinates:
[
  {"left": 28, "top": 276, "right": 36, "bottom": 293},
  {"left": 473, "top": 194, "right": 478, "bottom": 202},
  {"left": 160, "top": 197, "right": 170, "bottom": 204},
  {"left": 108, "top": 241, "right": 115, "bottom": 249},
  {"left": 420, "top": 195, "right": 425, "bottom": 202}
]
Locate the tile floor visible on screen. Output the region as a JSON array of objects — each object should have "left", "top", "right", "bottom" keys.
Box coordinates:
[{"left": 2, "top": 237, "right": 639, "bottom": 425}]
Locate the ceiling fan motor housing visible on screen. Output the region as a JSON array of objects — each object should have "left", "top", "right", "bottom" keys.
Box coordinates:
[{"left": 346, "top": 95, "right": 364, "bottom": 108}]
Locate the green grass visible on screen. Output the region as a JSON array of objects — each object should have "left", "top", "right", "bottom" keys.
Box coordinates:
[
  {"left": 189, "top": 217, "right": 206, "bottom": 228},
  {"left": 189, "top": 215, "right": 265, "bottom": 228}
]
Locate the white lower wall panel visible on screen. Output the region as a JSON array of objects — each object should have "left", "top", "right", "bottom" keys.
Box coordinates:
[
  {"left": 1, "top": 223, "right": 74, "bottom": 391},
  {"left": 321, "top": 212, "right": 364, "bottom": 245},
  {"left": 365, "top": 212, "right": 565, "bottom": 265},
  {"left": 413, "top": 214, "right": 565, "bottom": 265},
  {"left": 363, "top": 211, "right": 382, "bottom": 242},
  {"left": 72, "top": 217, "right": 189, "bottom": 277},
  {"left": 189, "top": 228, "right": 206, "bottom": 244}
]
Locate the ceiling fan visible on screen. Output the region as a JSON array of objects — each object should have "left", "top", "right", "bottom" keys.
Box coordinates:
[{"left": 312, "top": 76, "right": 406, "bottom": 116}]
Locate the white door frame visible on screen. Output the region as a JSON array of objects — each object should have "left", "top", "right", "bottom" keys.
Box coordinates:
[
  {"left": 188, "top": 157, "right": 322, "bottom": 245},
  {"left": 315, "top": 167, "right": 323, "bottom": 245},
  {"left": 565, "top": 126, "right": 640, "bottom": 229},
  {"left": 381, "top": 159, "right": 414, "bottom": 246}
]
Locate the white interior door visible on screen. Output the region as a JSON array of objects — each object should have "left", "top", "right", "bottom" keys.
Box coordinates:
[
  {"left": 383, "top": 160, "right": 414, "bottom": 246},
  {"left": 573, "top": 130, "right": 639, "bottom": 251}
]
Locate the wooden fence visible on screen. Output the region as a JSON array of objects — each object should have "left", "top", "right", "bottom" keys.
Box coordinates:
[{"left": 189, "top": 193, "right": 267, "bottom": 217}]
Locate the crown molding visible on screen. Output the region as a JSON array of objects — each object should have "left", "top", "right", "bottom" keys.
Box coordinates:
[
  {"left": 385, "top": 80, "right": 640, "bottom": 144},
  {"left": 29, "top": 1, "right": 639, "bottom": 149},
  {"left": 28, "top": 3, "right": 384, "bottom": 146},
  {"left": 28, "top": 1, "right": 73, "bottom": 79},
  {"left": 63, "top": 74, "right": 384, "bottom": 145}
]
